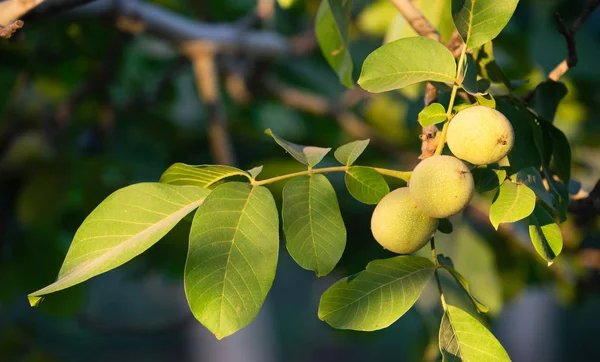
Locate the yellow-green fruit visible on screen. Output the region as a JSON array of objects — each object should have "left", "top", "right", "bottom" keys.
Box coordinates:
[
  {"left": 409, "top": 155, "right": 474, "bottom": 218},
  {"left": 371, "top": 188, "right": 438, "bottom": 254},
  {"left": 446, "top": 106, "right": 514, "bottom": 165}
]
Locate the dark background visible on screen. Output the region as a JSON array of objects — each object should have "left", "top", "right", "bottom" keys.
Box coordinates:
[{"left": 1, "top": 0, "right": 600, "bottom": 361}]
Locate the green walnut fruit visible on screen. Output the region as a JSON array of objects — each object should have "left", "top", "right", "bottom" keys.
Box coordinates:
[
  {"left": 446, "top": 106, "right": 514, "bottom": 165},
  {"left": 371, "top": 187, "right": 438, "bottom": 254},
  {"left": 409, "top": 155, "right": 474, "bottom": 218}
]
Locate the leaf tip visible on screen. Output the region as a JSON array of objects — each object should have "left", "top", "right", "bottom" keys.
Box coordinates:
[
  {"left": 264, "top": 129, "right": 273, "bottom": 137},
  {"left": 547, "top": 260, "right": 554, "bottom": 267},
  {"left": 28, "top": 294, "right": 43, "bottom": 307}
]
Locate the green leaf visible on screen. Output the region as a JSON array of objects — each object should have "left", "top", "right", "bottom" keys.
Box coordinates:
[
  {"left": 265, "top": 129, "right": 331, "bottom": 167},
  {"left": 489, "top": 181, "right": 536, "bottom": 229},
  {"left": 316, "top": 0, "right": 354, "bottom": 88},
  {"left": 186, "top": 182, "right": 279, "bottom": 339},
  {"left": 452, "top": 0, "right": 520, "bottom": 49},
  {"left": 282, "top": 175, "right": 346, "bottom": 276},
  {"left": 547, "top": 123, "right": 571, "bottom": 182},
  {"left": 439, "top": 305, "right": 511, "bottom": 361},
  {"left": 438, "top": 218, "right": 454, "bottom": 234},
  {"left": 462, "top": 54, "right": 489, "bottom": 96},
  {"left": 358, "top": 36, "right": 457, "bottom": 93},
  {"left": 334, "top": 139, "right": 370, "bottom": 166},
  {"left": 247, "top": 165, "right": 264, "bottom": 179},
  {"left": 472, "top": 41, "right": 511, "bottom": 89},
  {"left": 529, "top": 204, "right": 563, "bottom": 266},
  {"left": 344, "top": 166, "right": 389, "bottom": 204},
  {"left": 419, "top": 103, "right": 447, "bottom": 126},
  {"left": 514, "top": 167, "right": 555, "bottom": 212},
  {"left": 160, "top": 163, "right": 250, "bottom": 188},
  {"left": 473, "top": 167, "right": 506, "bottom": 193},
  {"left": 438, "top": 264, "right": 489, "bottom": 313},
  {"left": 318, "top": 256, "right": 435, "bottom": 331},
  {"left": 531, "top": 80, "right": 568, "bottom": 122},
  {"left": 475, "top": 93, "right": 495, "bottom": 108},
  {"left": 496, "top": 99, "right": 542, "bottom": 171},
  {"left": 28, "top": 184, "right": 210, "bottom": 306}
]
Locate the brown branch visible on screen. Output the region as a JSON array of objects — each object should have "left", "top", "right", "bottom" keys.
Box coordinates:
[
  {"left": 0, "top": 19, "right": 23, "bottom": 38},
  {"left": 389, "top": 0, "right": 440, "bottom": 41},
  {"left": 548, "top": 0, "right": 600, "bottom": 81},
  {"left": 0, "top": 0, "right": 45, "bottom": 37},
  {"left": 183, "top": 42, "right": 236, "bottom": 166},
  {"left": 0, "top": 0, "right": 45, "bottom": 25}
]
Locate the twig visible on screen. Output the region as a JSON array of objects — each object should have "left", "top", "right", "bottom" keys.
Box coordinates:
[
  {"left": 183, "top": 42, "right": 236, "bottom": 166},
  {"left": 0, "top": 0, "right": 45, "bottom": 26},
  {"left": 389, "top": 0, "right": 440, "bottom": 41},
  {"left": 0, "top": 0, "right": 45, "bottom": 38},
  {"left": 0, "top": 20, "right": 23, "bottom": 38},
  {"left": 548, "top": 0, "right": 600, "bottom": 81}
]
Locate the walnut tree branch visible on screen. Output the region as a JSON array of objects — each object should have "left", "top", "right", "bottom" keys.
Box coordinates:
[
  {"left": 548, "top": 0, "right": 600, "bottom": 81},
  {"left": 63, "top": 0, "right": 292, "bottom": 58},
  {"left": 0, "top": 0, "right": 45, "bottom": 37},
  {"left": 183, "top": 42, "right": 236, "bottom": 166},
  {"left": 389, "top": 0, "right": 440, "bottom": 41}
]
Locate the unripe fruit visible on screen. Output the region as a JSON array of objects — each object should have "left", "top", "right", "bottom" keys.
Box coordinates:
[
  {"left": 371, "top": 188, "right": 438, "bottom": 254},
  {"left": 446, "top": 106, "right": 514, "bottom": 165},
  {"left": 409, "top": 155, "right": 474, "bottom": 218}
]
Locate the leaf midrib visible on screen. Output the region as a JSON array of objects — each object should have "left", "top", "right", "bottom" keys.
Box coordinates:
[{"left": 217, "top": 186, "right": 255, "bottom": 333}]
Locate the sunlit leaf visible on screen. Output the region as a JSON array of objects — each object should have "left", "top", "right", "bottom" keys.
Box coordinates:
[
  {"left": 28, "top": 184, "right": 210, "bottom": 306},
  {"left": 334, "top": 139, "right": 370, "bottom": 166},
  {"left": 489, "top": 181, "right": 536, "bottom": 229},
  {"left": 358, "top": 37, "right": 456, "bottom": 93},
  {"left": 283, "top": 175, "right": 346, "bottom": 276},
  {"left": 318, "top": 256, "right": 434, "bottom": 331},
  {"left": 316, "top": 0, "right": 354, "bottom": 88},
  {"left": 265, "top": 129, "right": 331, "bottom": 167},
  {"left": 475, "top": 93, "right": 495, "bottom": 108},
  {"left": 439, "top": 305, "right": 511, "bottom": 361},
  {"left": 247, "top": 165, "right": 264, "bottom": 179},
  {"left": 160, "top": 163, "right": 250, "bottom": 188},
  {"left": 186, "top": 182, "right": 279, "bottom": 339},
  {"left": 419, "top": 103, "right": 447, "bottom": 126},
  {"left": 452, "top": 0, "right": 520, "bottom": 49},
  {"left": 528, "top": 204, "right": 563, "bottom": 266},
  {"left": 344, "top": 166, "right": 389, "bottom": 204}
]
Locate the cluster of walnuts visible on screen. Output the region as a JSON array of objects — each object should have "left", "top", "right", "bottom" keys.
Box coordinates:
[{"left": 371, "top": 106, "right": 515, "bottom": 253}]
